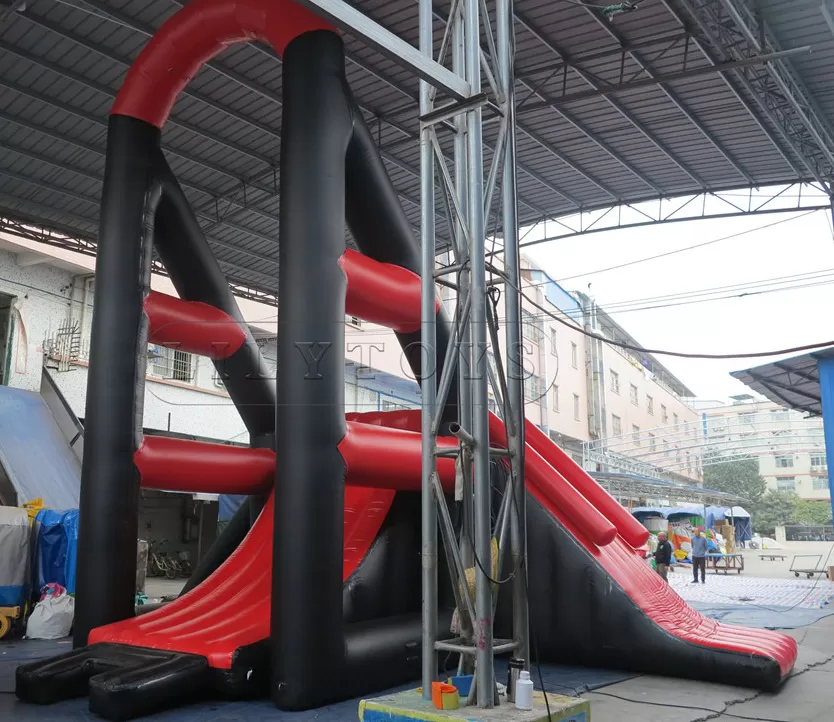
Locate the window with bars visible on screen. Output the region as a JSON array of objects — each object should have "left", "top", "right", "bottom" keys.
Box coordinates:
[
  {"left": 775, "top": 455, "right": 794, "bottom": 468},
  {"left": 660, "top": 404, "right": 667, "bottom": 423},
  {"left": 810, "top": 453, "right": 827, "bottom": 469},
  {"left": 776, "top": 476, "right": 796, "bottom": 491},
  {"left": 573, "top": 393, "right": 580, "bottom": 421},
  {"left": 611, "top": 414, "right": 621, "bottom": 436},
  {"left": 610, "top": 370, "right": 620, "bottom": 394},
  {"left": 812, "top": 477, "right": 828, "bottom": 490},
  {"left": 552, "top": 385, "right": 560, "bottom": 412},
  {"left": 632, "top": 425, "right": 640, "bottom": 446},
  {"left": 524, "top": 374, "right": 545, "bottom": 403},
  {"left": 381, "top": 399, "right": 410, "bottom": 411},
  {"left": 629, "top": 384, "right": 638, "bottom": 406},
  {"left": 149, "top": 345, "right": 193, "bottom": 383},
  {"left": 646, "top": 395, "right": 654, "bottom": 415},
  {"left": 570, "top": 342, "right": 578, "bottom": 368},
  {"left": 522, "top": 310, "right": 542, "bottom": 345},
  {"left": 648, "top": 433, "right": 656, "bottom": 453}
]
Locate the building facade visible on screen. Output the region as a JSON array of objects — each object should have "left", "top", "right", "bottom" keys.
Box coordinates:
[{"left": 700, "top": 398, "right": 828, "bottom": 502}]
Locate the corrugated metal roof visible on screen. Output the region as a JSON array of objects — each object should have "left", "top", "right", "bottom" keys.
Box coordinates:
[
  {"left": 0, "top": 0, "right": 831, "bottom": 301},
  {"left": 730, "top": 347, "right": 834, "bottom": 417}
]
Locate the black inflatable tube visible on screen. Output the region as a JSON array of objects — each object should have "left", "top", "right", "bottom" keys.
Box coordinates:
[
  {"left": 154, "top": 158, "right": 275, "bottom": 441},
  {"left": 154, "top": 157, "right": 273, "bottom": 571},
  {"left": 74, "top": 115, "right": 160, "bottom": 648},
  {"left": 272, "top": 30, "right": 354, "bottom": 711},
  {"left": 344, "top": 99, "right": 458, "bottom": 424}
]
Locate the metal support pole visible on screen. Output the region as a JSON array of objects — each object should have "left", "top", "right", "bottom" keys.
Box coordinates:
[
  {"left": 464, "top": 0, "right": 493, "bottom": 707},
  {"left": 454, "top": 4, "right": 475, "bottom": 573},
  {"left": 419, "top": 0, "right": 438, "bottom": 700},
  {"left": 496, "top": 0, "right": 530, "bottom": 669}
]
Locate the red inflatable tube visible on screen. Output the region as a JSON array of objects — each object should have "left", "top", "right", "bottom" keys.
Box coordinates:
[
  {"left": 111, "top": 0, "right": 335, "bottom": 128},
  {"left": 136, "top": 423, "right": 458, "bottom": 495},
  {"left": 135, "top": 436, "right": 275, "bottom": 494},
  {"left": 144, "top": 291, "right": 247, "bottom": 360},
  {"left": 348, "top": 410, "right": 617, "bottom": 548},
  {"left": 339, "top": 421, "right": 457, "bottom": 492},
  {"left": 340, "top": 250, "right": 439, "bottom": 334},
  {"left": 524, "top": 420, "right": 650, "bottom": 549}
]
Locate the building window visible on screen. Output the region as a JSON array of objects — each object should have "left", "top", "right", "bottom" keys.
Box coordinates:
[
  {"left": 552, "top": 385, "right": 560, "bottom": 412},
  {"left": 775, "top": 455, "right": 794, "bottom": 469},
  {"left": 632, "top": 425, "right": 640, "bottom": 446},
  {"left": 381, "top": 399, "right": 409, "bottom": 411},
  {"left": 610, "top": 370, "right": 620, "bottom": 394},
  {"left": 346, "top": 315, "right": 363, "bottom": 328},
  {"left": 663, "top": 440, "right": 669, "bottom": 457},
  {"left": 629, "top": 384, "right": 638, "bottom": 406},
  {"left": 648, "top": 433, "right": 656, "bottom": 452},
  {"left": 611, "top": 414, "right": 622, "bottom": 436},
  {"left": 673, "top": 412, "right": 679, "bottom": 429},
  {"left": 771, "top": 409, "right": 790, "bottom": 422},
  {"left": 522, "top": 310, "right": 542, "bottom": 345},
  {"left": 810, "top": 453, "right": 827, "bottom": 469},
  {"left": 550, "top": 328, "right": 557, "bottom": 356},
  {"left": 661, "top": 404, "right": 668, "bottom": 423},
  {"left": 149, "top": 345, "right": 193, "bottom": 383},
  {"left": 570, "top": 342, "right": 578, "bottom": 369},
  {"left": 776, "top": 476, "right": 796, "bottom": 492},
  {"left": 646, "top": 395, "right": 654, "bottom": 415},
  {"left": 524, "top": 374, "right": 544, "bottom": 403},
  {"left": 573, "top": 393, "right": 580, "bottom": 421},
  {"left": 813, "top": 477, "right": 828, "bottom": 490}
]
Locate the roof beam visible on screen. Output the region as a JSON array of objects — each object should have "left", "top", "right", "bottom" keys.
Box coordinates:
[
  {"left": 717, "top": 0, "right": 834, "bottom": 171},
  {"left": 0, "top": 40, "right": 431, "bottom": 231},
  {"left": 8, "top": 9, "right": 446, "bottom": 231},
  {"left": 514, "top": 10, "right": 705, "bottom": 190},
  {"left": 673, "top": 0, "right": 826, "bottom": 186}
]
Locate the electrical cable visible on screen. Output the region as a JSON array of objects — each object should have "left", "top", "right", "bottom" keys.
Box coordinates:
[
  {"left": 513, "top": 208, "right": 820, "bottom": 280},
  {"left": 498, "top": 267, "right": 834, "bottom": 359}
]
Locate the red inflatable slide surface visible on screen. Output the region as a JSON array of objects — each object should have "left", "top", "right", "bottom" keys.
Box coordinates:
[
  {"left": 90, "top": 411, "right": 797, "bottom": 682},
  {"left": 90, "top": 485, "right": 394, "bottom": 668}
]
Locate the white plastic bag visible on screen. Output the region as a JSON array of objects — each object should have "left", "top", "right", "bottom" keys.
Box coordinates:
[{"left": 26, "top": 594, "right": 75, "bottom": 639}]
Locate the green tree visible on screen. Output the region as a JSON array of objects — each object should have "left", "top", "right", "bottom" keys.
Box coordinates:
[
  {"left": 702, "top": 455, "right": 766, "bottom": 503},
  {"left": 793, "top": 499, "right": 833, "bottom": 525},
  {"left": 752, "top": 490, "right": 799, "bottom": 535}
]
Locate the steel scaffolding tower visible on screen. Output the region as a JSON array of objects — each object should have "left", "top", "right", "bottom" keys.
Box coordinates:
[{"left": 300, "top": 0, "right": 530, "bottom": 709}]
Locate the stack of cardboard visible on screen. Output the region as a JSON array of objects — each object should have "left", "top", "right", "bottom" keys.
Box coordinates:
[{"left": 715, "top": 521, "right": 735, "bottom": 553}]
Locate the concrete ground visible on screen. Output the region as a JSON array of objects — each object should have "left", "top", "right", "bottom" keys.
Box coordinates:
[
  {"left": 738, "top": 542, "right": 834, "bottom": 581},
  {"left": 581, "top": 613, "right": 834, "bottom": 722},
  {"left": 143, "top": 577, "right": 186, "bottom": 601}
]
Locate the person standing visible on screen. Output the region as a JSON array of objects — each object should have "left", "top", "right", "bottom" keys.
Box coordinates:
[
  {"left": 691, "top": 527, "right": 708, "bottom": 583},
  {"left": 654, "top": 531, "right": 672, "bottom": 582}
]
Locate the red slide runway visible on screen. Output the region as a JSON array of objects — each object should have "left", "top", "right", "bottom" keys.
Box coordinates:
[
  {"left": 92, "top": 410, "right": 796, "bottom": 687},
  {"left": 89, "top": 485, "right": 394, "bottom": 667}
]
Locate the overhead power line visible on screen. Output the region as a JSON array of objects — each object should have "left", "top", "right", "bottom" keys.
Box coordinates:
[{"left": 492, "top": 267, "right": 834, "bottom": 360}]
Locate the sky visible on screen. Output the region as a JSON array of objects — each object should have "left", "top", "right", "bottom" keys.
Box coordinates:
[{"left": 522, "top": 193, "right": 834, "bottom": 402}]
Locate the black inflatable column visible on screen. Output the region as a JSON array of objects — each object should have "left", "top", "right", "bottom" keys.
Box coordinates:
[
  {"left": 272, "top": 30, "right": 353, "bottom": 710},
  {"left": 74, "top": 115, "right": 160, "bottom": 647}
]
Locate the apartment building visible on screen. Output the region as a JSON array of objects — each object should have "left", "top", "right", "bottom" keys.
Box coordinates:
[{"left": 700, "top": 397, "right": 828, "bottom": 501}]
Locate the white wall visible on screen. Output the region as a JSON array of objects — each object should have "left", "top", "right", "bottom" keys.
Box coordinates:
[{"left": 0, "top": 247, "right": 79, "bottom": 393}]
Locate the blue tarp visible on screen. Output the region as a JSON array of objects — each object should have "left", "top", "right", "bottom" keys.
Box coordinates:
[
  {"left": 0, "top": 386, "right": 80, "bottom": 509},
  {"left": 34, "top": 509, "right": 78, "bottom": 594}
]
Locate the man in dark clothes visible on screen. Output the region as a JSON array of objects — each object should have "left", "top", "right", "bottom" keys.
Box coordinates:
[
  {"left": 691, "top": 527, "right": 708, "bottom": 583},
  {"left": 654, "top": 531, "right": 672, "bottom": 582}
]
